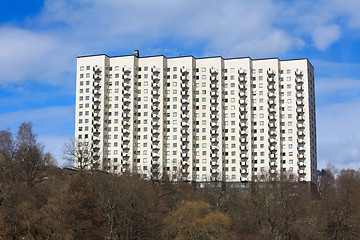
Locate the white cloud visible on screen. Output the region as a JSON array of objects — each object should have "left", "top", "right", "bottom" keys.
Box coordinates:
[
  {"left": 311, "top": 25, "right": 341, "bottom": 50},
  {"left": 317, "top": 101, "right": 360, "bottom": 169}
]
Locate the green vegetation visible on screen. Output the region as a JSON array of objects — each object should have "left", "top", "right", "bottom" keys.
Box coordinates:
[{"left": 1, "top": 123, "right": 360, "bottom": 239}]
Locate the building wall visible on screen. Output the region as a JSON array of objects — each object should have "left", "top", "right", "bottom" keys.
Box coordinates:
[{"left": 75, "top": 54, "right": 317, "bottom": 183}]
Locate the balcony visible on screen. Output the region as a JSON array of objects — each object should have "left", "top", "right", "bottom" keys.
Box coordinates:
[
  {"left": 268, "top": 92, "right": 276, "bottom": 98},
  {"left": 210, "top": 106, "right": 219, "bottom": 112},
  {"left": 182, "top": 137, "right": 189, "bottom": 142},
  {"left": 240, "top": 138, "right": 247, "bottom": 143},
  {"left": 94, "top": 90, "right": 101, "bottom": 95},
  {"left": 152, "top": 113, "right": 160, "bottom": 119},
  {"left": 211, "top": 160, "right": 219, "bottom": 166},
  {"left": 240, "top": 130, "right": 248, "bottom": 135},
  {"left": 298, "top": 169, "right": 306, "bottom": 174},
  {"left": 211, "top": 129, "right": 219, "bottom": 135},
  {"left": 180, "top": 67, "right": 190, "bottom": 74},
  {"left": 152, "top": 105, "right": 160, "bottom": 111},
  {"left": 123, "top": 96, "right": 131, "bottom": 103},
  {"left": 152, "top": 75, "right": 160, "bottom": 81},
  {"left": 239, "top": 91, "right": 247, "bottom": 98},
  {"left": 182, "top": 160, "right": 190, "bottom": 166},
  {"left": 211, "top": 137, "right": 219, "bottom": 142},
  {"left": 240, "top": 145, "right": 248, "bottom": 150},
  {"left": 122, "top": 136, "right": 131, "bottom": 142},
  {"left": 211, "top": 168, "right": 220, "bottom": 174},
  {"left": 123, "top": 120, "right": 130, "bottom": 126},
  {"left": 296, "top": 85, "right": 304, "bottom": 91},
  {"left": 210, "top": 76, "right": 218, "bottom": 81},
  {"left": 94, "top": 97, "right": 101, "bottom": 103},
  {"left": 267, "top": 69, "right": 276, "bottom": 75},
  {"left": 211, "top": 98, "right": 219, "bottom": 104},
  {"left": 122, "top": 152, "right": 131, "bottom": 158},
  {"left": 182, "top": 168, "right": 190, "bottom": 174},
  {"left": 298, "top": 161, "right": 306, "bottom": 167},
  {"left": 241, "top": 161, "right": 248, "bottom": 166},
  {"left": 239, "top": 84, "right": 246, "bottom": 89},
  {"left": 298, "top": 131, "right": 305, "bottom": 136},
  {"left": 182, "top": 145, "right": 190, "bottom": 150},
  {"left": 123, "top": 66, "right": 131, "bottom": 72},
  {"left": 122, "top": 113, "right": 130, "bottom": 118},
  {"left": 296, "top": 100, "right": 304, "bottom": 106},
  {"left": 210, "top": 67, "right": 218, "bottom": 74},
  {"left": 211, "top": 83, "right": 219, "bottom": 89},
  {"left": 240, "top": 122, "right": 247, "bottom": 128},
  {"left": 119, "top": 159, "right": 129, "bottom": 166},
  {"left": 269, "top": 138, "right": 277, "bottom": 143},
  {"left": 268, "top": 99, "right": 276, "bottom": 105},
  {"left": 297, "top": 107, "right": 304, "bottom": 113},
  {"left": 296, "top": 78, "right": 304, "bottom": 83},
  {"left": 152, "top": 67, "right": 160, "bottom": 73},
  {"left": 241, "top": 153, "right": 248, "bottom": 158},
  {"left": 123, "top": 82, "right": 131, "bottom": 88},
  {"left": 123, "top": 89, "right": 131, "bottom": 96},
  {"left": 268, "top": 84, "right": 276, "bottom": 90},
  {"left": 93, "top": 74, "right": 102, "bottom": 79},
  {"left": 297, "top": 123, "right": 305, "bottom": 129},
  {"left": 296, "top": 93, "right": 304, "bottom": 98},
  {"left": 298, "top": 145, "right": 305, "bottom": 151},
  {"left": 239, "top": 99, "right": 247, "bottom": 105},
  {"left": 268, "top": 77, "right": 275, "bottom": 82},
  {"left": 93, "top": 66, "right": 102, "bottom": 72},
  {"left": 123, "top": 105, "right": 131, "bottom": 111},
  {"left": 270, "top": 169, "right": 276, "bottom": 174},
  {"left": 269, "top": 107, "right": 276, "bottom": 113},
  {"left": 152, "top": 89, "right": 160, "bottom": 96},
  {"left": 269, "top": 130, "right": 276, "bottom": 135},
  {"left": 269, "top": 153, "right": 277, "bottom": 159},
  {"left": 239, "top": 69, "right": 246, "bottom": 75},
  {"left": 152, "top": 152, "right": 161, "bottom": 158},
  {"left": 181, "top": 129, "right": 189, "bottom": 135},
  {"left": 152, "top": 98, "right": 160, "bottom": 104},
  {"left": 211, "top": 145, "right": 219, "bottom": 150},
  {"left": 181, "top": 121, "right": 190, "bottom": 127},
  {"left": 269, "top": 114, "right": 276, "bottom": 120},
  {"left": 92, "top": 127, "right": 100, "bottom": 133},
  {"left": 152, "top": 82, "right": 160, "bottom": 88},
  {"left": 210, "top": 114, "right": 219, "bottom": 119},
  {"left": 152, "top": 121, "right": 160, "bottom": 127},
  {"left": 123, "top": 144, "right": 130, "bottom": 149},
  {"left": 210, "top": 91, "right": 218, "bottom": 96},
  {"left": 182, "top": 152, "right": 189, "bottom": 158},
  {"left": 152, "top": 144, "right": 160, "bottom": 150},
  {"left": 122, "top": 74, "right": 131, "bottom": 80},
  {"left": 295, "top": 70, "right": 303, "bottom": 76},
  {"left": 181, "top": 83, "right": 189, "bottom": 89},
  {"left": 93, "top": 120, "right": 101, "bottom": 126},
  {"left": 241, "top": 169, "right": 248, "bottom": 174},
  {"left": 270, "top": 161, "right": 277, "bottom": 167},
  {"left": 181, "top": 106, "right": 190, "bottom": 112},
  {"left": 241, "top": 177, "right": 248, "bottom": 182},
  {"left": 298, "top": 153, "right": 305, "bottom": 159},
  {"left": 152, "top": 136, "right": 160, "bottom": 142},
  {"left": 181, "top": 75, "right": 190, "bottom": 81},
  {"left": 210, "top": 121, "right": 218, "bottom": 127},
  {"left": 181, "top": 98, "right": 190, "bottom": 104},
  {"left": 93, "top": 136, "right": 101, "bottom": 141},
  {"left": 152, "top": 129, "right": 160, "bottom": 134},
  {"left": 93, "top": 152, "right": 100, "bottom": 157},
  {"left": 239, "top": 76, "right": 246, "bottom": 82},
  {"left": 298, "top": 138, "right": 305, "bottom": 143},
  {"left": 240, "top": 115, "right": 247, "bottom": 120},
  {"left": 94, "top": 82, "right": 101, "bottom": 87},
  {"left": 211, "top": 153, "right": 219, "bottom": 158}
]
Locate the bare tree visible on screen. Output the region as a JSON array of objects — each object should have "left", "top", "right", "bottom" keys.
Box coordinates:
[{"left": 62, "top": 138, "right": 98, "bottom": 170}]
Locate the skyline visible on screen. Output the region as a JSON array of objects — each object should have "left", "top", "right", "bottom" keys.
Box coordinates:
[{"left": 1, "top": 0, "right": 360, "bottom": 169}]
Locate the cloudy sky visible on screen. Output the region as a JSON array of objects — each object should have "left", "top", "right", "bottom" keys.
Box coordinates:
[{"left": 0, "top": 0, "right": 359, "bottom": 169}]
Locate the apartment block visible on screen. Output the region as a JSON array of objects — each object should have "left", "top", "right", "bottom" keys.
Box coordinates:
[{"left": 75, "top": 51, "right": 317, "bottom": 186}]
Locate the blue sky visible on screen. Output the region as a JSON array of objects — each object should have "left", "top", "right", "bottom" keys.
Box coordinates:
[{"left": 1, "top": 0, "right": 360, "bottom": 169}]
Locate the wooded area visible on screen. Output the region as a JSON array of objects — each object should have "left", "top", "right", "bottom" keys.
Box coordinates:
[{"left": 1, "top": 123, "right": 360, "bottom": 239}]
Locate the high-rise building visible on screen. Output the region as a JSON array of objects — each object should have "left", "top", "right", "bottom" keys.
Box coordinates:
[{"left": 75, "top": 51, "right": 317, "bottom": 186}]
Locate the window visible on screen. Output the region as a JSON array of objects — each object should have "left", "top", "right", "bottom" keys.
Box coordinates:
[{"left": 202, "top": 67, "right": 206, "bottom": 72}]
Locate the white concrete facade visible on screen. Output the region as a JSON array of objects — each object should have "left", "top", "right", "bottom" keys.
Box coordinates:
[{"left": 75, "top": 52, "right": 317, "bottom": 185}]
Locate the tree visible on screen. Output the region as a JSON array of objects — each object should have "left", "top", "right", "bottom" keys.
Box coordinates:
[
  {"left": 162, "top": 200, "right": 234, "bottom": 240},
  {"left": 62, "top": 138, "right": 97, "bottom": 170}
]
